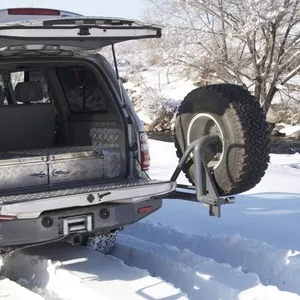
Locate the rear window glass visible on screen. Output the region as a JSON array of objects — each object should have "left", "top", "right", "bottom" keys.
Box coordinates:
[{"left": 56, "top": 66, "right": 108, "bottom": 113}]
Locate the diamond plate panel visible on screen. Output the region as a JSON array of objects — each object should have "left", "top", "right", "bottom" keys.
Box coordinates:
[
  {"left": 89, "top": 122, "right": 122, "bottom": 148},
  {"left": 102, "top": 149, "right": 122, "bottom": 179},
  {"left": 0, "top": 163, "right": 48, "bottom": 189},
  {"left": 8, "top": 146, "right": 103, "bottom": 157},
  {"left": 0, "top": 179, "right": 161, "bottom": 204},
  {"left": 49, "top": 157, "right": 104, "bottom": 184},
  {"left": 0, "top": 121, "right": 124, "bottom": 192}
]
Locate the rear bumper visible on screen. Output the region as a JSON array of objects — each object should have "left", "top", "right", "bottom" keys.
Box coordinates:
[
  {"left": 0, "top": 198, "right": 162, "bottom": 248},
  {"left": 0, "top": 180, "right": 175, "bottom": 218}
]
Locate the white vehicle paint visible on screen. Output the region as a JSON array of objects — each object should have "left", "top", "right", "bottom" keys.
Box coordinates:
[{"left": 0, "top": 14, "right": 161, "bottom": 51}]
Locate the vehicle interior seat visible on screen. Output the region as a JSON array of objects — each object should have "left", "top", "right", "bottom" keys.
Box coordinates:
[{"left": 0, "top": 81, "right": 56, "bottom": 152}]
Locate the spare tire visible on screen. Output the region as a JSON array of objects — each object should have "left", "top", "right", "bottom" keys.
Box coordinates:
[{"left": 175, "top": 84, "right": 270, "bottom": 196}]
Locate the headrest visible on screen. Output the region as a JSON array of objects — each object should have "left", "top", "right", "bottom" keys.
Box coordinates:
[{"left": 15, "top": 81, "right": 43, "bottom": 103}]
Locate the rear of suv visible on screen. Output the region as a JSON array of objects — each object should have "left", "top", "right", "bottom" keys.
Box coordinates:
[
  {"left": 0, "top": 8, "right": 270, "bottom": 254},
  {"left": 0, "top": 9, "right": 175, "bottom": 253}
]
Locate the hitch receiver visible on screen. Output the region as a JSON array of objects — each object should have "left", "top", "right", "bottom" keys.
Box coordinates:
[{"left": 169, "top": 135, "right": 235, "bottom": 217}]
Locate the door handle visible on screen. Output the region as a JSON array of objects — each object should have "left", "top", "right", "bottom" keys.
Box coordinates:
[
  {"left": 29, "top": 171, "right": 47, "bottom": 179},
  {"left": 52, "top": 170, "right": 71, "bottom": 177}
]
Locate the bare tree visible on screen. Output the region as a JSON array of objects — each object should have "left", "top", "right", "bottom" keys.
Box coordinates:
[{"left": 145, "top": 0, "right": 300, "bottom": 112}]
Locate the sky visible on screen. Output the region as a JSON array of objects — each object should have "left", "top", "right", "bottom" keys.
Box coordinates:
[{"left": 0, "top": 0, "right": 146, "bottom": 19}]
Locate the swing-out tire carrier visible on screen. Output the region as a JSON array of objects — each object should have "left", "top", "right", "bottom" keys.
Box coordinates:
[{"left": 167, "top": 134, "right": 236, "bottom": 218}]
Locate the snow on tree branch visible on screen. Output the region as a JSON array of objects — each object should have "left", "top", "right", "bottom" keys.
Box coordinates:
[{"left": 145, "top": 0, "right": 300, "bottom": 111}]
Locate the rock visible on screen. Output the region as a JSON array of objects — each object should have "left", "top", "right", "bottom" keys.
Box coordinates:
[
  {"left": 290, "top": 130, "right": 300, "bottom": 140},
  {"left": 155, "top": 125, "right": 163, "bottom": 132},
  {"left": 271, "top": 128, "right": 286, "bottom": 137},
  {"left": 275, "top": 124, "right": 285, "bottom": 131}
]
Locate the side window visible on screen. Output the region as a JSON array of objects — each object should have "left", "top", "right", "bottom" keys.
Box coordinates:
[
  {"left": 56, "top": 66, "right": 108, "bottom": 113},
  {"left": 11, "top": 70, "right": 52, "bottom": 104},
  {"left": 0, "top": 74, "right": 8, "bottom": 106},
  {"left": 11, "top": 71, "right": 24, "bottom": 90}
]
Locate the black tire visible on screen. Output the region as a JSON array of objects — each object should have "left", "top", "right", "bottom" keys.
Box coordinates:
[
  {"left": 175, "top": 84, "right": 270, "bottom": 196},
  {"left": 82, "top": 231, "right": 118, "bottom": 255}
]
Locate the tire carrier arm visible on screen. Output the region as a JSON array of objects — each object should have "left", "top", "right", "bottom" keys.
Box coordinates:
[{"left": 168, "top": 135, "right": 235, "bottom": 218}]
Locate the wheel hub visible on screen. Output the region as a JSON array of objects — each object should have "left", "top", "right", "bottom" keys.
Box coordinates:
[{"left": 187, "top": 113, "right": 224, "bottom": 169}]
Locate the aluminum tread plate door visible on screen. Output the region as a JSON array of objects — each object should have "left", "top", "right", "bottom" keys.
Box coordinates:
[
  {"left": 49, "top": 155, "right": 104, "bottom": 184},
  {"left": 0, "top": 159, "right": 48, "bottom": 189},
  {"left": 0, "top": 147, "right": 123, "bottom": 190}
]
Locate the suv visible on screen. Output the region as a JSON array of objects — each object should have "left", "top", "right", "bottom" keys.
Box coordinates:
[{"left": 0, "top": 8, "right": 270, "bottom": 254}]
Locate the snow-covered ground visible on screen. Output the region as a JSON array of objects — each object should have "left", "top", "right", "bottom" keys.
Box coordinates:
[{"left": 1, "top": 139, "right": 300, "bottom": 299}]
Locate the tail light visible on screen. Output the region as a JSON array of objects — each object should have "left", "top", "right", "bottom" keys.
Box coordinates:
[
  {"left": 139, "top": 132, "right": 150, "bottom": 171},
  {"left": 138, "top": 206, "right": 153, "bottom": 214},
  {"left": 0, "top": 215, "right": 16, "bottom": 221}
]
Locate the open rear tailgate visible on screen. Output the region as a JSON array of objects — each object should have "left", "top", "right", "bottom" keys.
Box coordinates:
[{"left": 0, "top": 17, "right": 162, "bottom": 50}]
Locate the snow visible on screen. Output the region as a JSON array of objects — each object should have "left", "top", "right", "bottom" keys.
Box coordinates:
[
  {"left": 1, "top": 139, "right": 300, "bottom": 299},
  {"left": 114, "top": 234, "right": 299, "bottom": 300},
  {"left": 147, "top": 139, "right": 300, "bottom": 250},
  {"left": 1, "top": 243, "right": 187, "bottom": 300},
  {"left": 0, "top": 277, "right": 44, "bottom": 300},
  {"left": 122, "top": 64, "right": 196, "bottom": 124},
  {"left": 279, "top": 124, "right": 300, "bottom": 137}
]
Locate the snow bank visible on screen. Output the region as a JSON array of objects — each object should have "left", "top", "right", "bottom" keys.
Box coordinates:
[
  {"left": 0, "top": 276, "right": 44, "bottom": 300},
  {"left": 1, "top": 251, "right": 102, "bottom": 300},
  {"left": 1, "top": 243, "right": 186, "bottom": 300}
]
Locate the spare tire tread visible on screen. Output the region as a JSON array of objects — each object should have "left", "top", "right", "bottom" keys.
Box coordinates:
[{"left": 174, "top": 84, "right": 270, "bottom": 195}]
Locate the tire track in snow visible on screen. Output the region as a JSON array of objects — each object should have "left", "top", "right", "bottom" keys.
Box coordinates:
[
  {"left": 1, "top": 243, "right": 187, "bottom": 300},
  {"left": 113, "top": 233, "right": 300, "bottom": 300},
  {"left": 123, "top": 221, "right": 300, "bottom": 296}
]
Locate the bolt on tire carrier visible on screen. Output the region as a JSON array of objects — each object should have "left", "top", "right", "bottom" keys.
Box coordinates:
[{"left": 167, "top": 135, "right": 235, "bottom": 217}]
